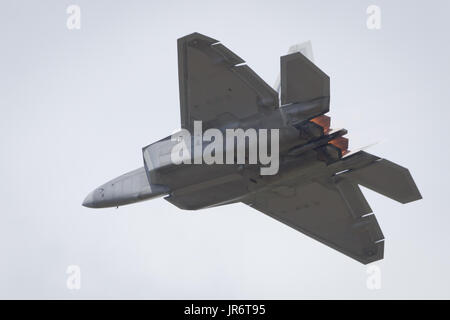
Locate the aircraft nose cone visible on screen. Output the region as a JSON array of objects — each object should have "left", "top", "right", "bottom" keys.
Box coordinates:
[{"left": 82, "top": 191, "right": 95, "bottom": 208}]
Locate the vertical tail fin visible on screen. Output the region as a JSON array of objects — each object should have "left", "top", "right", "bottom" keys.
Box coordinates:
[{"left": 273, "top": 41, "right": 314, "bottom": 93}]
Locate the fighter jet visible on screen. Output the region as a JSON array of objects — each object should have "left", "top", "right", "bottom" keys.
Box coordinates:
[{"left": 82, "top": 33, "right": 422, "bottom": 264}]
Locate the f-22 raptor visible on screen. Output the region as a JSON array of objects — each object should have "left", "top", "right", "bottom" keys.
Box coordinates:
[{"left": 83, "top": 33, "right": 421, "bottom": 264}]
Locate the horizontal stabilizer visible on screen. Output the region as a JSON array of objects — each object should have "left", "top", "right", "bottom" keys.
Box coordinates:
[{"left": 344, "top": 159, "right": 422, "bottom": 204}]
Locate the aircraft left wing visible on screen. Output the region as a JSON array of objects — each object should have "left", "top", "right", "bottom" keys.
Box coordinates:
[{"left": 177, "top": 33, "right": 279, "bottom": 132}]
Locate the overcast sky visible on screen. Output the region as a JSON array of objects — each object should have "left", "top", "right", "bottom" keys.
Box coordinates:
[{"left": 1, "top": 0, "right": 449, "bottom": 299}]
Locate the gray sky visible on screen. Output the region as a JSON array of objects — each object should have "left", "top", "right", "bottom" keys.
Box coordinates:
[{"left": 1, "top": 0, "right": 449, "bottom": 299}]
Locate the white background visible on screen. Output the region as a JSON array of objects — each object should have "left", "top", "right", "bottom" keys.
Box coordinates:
[{"left": 1, "top": 0, "right": 449, "bottom": 298}]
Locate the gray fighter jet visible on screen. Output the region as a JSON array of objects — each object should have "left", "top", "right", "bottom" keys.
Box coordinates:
[{"left": 82, "top": 33, "right": 422, "bottom": 264}]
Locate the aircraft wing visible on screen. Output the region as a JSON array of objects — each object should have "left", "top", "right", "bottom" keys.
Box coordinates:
[
  {"left": 177, "top": 33, "right": 279, "bottom": 132},
  {"left": 242, "top": 152, "right": 422, "bottom": 264},
  {"left": 243, "top": 179, "right": 384, "bottom": 264}
]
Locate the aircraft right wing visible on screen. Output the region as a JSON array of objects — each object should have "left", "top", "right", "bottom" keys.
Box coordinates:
[
  {"left": 243, "top": 151, "right": 421, "bottom": 264},
  {"left": 244, "top": 178, "right": 385, "bottom": 264}
]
